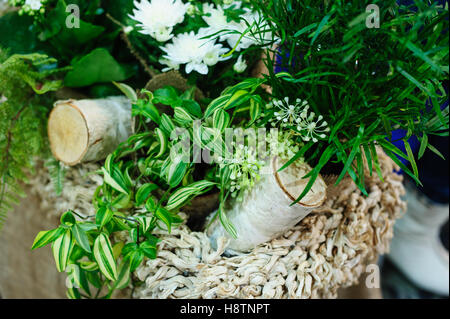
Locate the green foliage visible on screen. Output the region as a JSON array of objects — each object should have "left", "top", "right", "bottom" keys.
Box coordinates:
[
  {"left": 0, "top": 49, "right": 66, "bottom": 229},
  {"left": 64, "top": 48, "right": 133, "bottom": 87},
  {"left": 0, "top": 12, "right": 40, "bottom": 54},
  {"left": 29, "top": 0, "right": 449, "bottom": 299},
  {"left": 30, "top": 81, "right": 271, "bottom": 298},
  {"left": 45, "top": 158, "right": 66, "bottom": 196},
  {"left": 248, "top": 0, "right": 449, "bottom": 201}
]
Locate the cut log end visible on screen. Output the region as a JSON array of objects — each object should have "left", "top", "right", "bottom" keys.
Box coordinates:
[
  {"left": 273, "top": 157, "right": 327, "bottom": 208},
  {"left": 48, "top": 97, "right": 132, "bottom": 166},
  {"left": 48, "top": 102, "right": 89, "bottom": 166}
]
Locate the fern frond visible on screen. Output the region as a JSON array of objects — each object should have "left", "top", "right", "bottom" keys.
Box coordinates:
[
  {"left": 0, "top": 48, "right": 67, "bottom": 230},
  {"left": 0, "top": 175, "right": 25, "bottom": 230},
  {"left": 45, "top": 158, "right": 66, "bottom": 196}
]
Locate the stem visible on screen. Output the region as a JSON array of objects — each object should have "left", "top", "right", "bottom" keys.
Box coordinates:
[{"left": 105, "top": 13, "right": 157, "bottom": 78}]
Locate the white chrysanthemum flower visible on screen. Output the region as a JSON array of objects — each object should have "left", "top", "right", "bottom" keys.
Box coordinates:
[
  {"left": 233, "top": 55, "right": 247, "bottom": 73},
  {"left": 296, "top": 106, "right": 330, "bottom": 143},
  {"left": 129, "top": 0, "right": 189, "bottom": 42},
  {"left": 25, "top": 0, "right": 42, "bottom": 10},
  {"left": 160, "top": 28, "right": 228, "bottom": 74},
  {"left": 202, "top": 3, "right": 229, "bottom": 39}
]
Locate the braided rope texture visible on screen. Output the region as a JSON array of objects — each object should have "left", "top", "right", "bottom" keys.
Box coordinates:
[{"left": 30, "top": 151, "right": 406, "bottom": 299}]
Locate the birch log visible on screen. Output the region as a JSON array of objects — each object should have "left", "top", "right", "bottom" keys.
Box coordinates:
[
  {"left": 48, "top": 96, "right": 132, "bottom": 166},
  {"left": 208, "top": 156, "right": 327, "bottom": 253}
]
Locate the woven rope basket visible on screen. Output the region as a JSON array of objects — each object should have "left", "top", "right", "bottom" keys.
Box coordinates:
[{"left": 30, "top": 150, "right": 406, "bottom": 299}]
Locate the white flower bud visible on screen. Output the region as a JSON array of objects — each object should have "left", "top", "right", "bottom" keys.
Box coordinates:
[{"left": 233, "top": 55, "right": 247, "bottom": 73}]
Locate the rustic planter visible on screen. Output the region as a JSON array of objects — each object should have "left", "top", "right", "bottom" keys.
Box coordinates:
[{"left": 28, "top": 149, "right": 405, "bottom": 299}]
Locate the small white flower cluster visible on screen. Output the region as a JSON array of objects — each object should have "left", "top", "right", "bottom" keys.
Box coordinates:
[
  {"left": 267, "top": 130, "right": 301, "bottom": 161},
  {"left": 8, "top": 0, "right": 45, "bottom": 14},
  {"left": 270, "top": 97, "right": 330, "bottom": 143},
  {"left": 217, "top": 142, "right": 264, "bottom": 200},
  {"left": 24, "top": 0, "right": 40, "bottom": 10},
  {"left": 296, "top": 105, "right": 330, "bottom": 143}
]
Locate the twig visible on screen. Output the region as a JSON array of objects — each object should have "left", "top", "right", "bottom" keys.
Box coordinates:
[{"left": 106, "top": 13, "right": 157, "bottom": 78}]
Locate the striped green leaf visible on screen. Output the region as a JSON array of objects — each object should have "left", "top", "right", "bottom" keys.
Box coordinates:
[
  {"left": 112, "top": 242, "right": 125, "bottom": 260},
  {"left": 101, "top": 167, "right": 129, "bottom": 195},
  {"left": 212, "top": 108, "right": 230, "bottom": 132},
  {"left": 223, "top": 89, "right": 249, "bottom": 110},
  {"left": 66, "top": 287, "right": 80, "bottom": 299},
  {"left": 66, "top": 264, "right": 91, "bottom": 296},
  {"left": 140, "top": 240, "right": 157, "bottom": 259},
  {"left": 165, "top": 158, "right": 188, "bottom": 188},
  {"left": 155, "top": 207, "right": 172, "bottom": 233},
  {"left": 145, "top": 196, "right": 157, "bottom": 213},
  {"left": 60, "top": 210, "right": 76, "bottom": 226},
  {"left": 51, "top": 229, "right": 74, "bottom": 272},
  {"left": 125, "top": 249, "right": 144, "bottom": 272},
  {"left": 174, "top": 107, "right": 194, "bottom": 126},
  {"left": 132, "top": 99, "right": 161, "bottom": 124},
  {"left": 249, "top": 96, "right": 262, "bottom": 125},
  {"left": 135, "top": 183, "right": 159, "bottom": 206},
  {"left": 154, "top": 128, "right": 167, "bottom": 158},
  {"left": 204, "top": 94, "right": 232, "bottom": 118},
  {"left": 112, "top": 81, "right": 137, "bottom": 102},
  {"left": 166, "top": 180, "right": 216, "bottom": 211},
  {"left": 160, "top": 113, "right": 175, "bottom": 136},
  {"left": 96, "top": 206, "right": 114, "bottom": 228},
  {"left": 136, "top": 216, "right": 153, "bottom": 233},
  {"left": 111, "top": 193, "right": 131, "bottom": 209},
  {"left": 72, "top": 224, "right": 91, "bottom": 253},
  {"left": 222, "top": 78, "right": 266, "bottom": 95},
  {"left": 93, "top": 233, "right": 118, "bottom": 281},
  {"left": 114, "top": 260, "right": 131, "bottom": 290},
  {"left": 31, "top": 227, "right": 64, "bottom": 250},
  {"left": 218, "top": 206, "right": 237, "bottom": 239},
  {"left": 79, "top": 261, "right": 99, "bottom": 272}
]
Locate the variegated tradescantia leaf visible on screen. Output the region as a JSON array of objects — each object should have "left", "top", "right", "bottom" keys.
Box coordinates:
[
  {"left": 101, "top": 167, "right": 129, "bottom": 194},
  {"left": 72, "top": 224, "right": 91, "bottom": 253},
  {"left": 166, "top": 180, "right": 216, "bottom": 211},
  {"left": 135, "top": 183, "right": 159, "bottom": 206},
  {"left": 174, "top": 107, "right": 194, "bottom": 126},
  {"left": 51, "top": 229, "right": 75, "bottom": 272},
  {"left": 114, "top": 260, "right": 131, "bottom": 290},
  {"left": 66, "top": 264, "right": 91, "bottom": 296},
  {"left": 212, "top": 108, "right": 230, "bottom": 132},
  {"left": 136, "top": 215, "right": 153, "bottom": 233},
  {"left": 96, "top": 206, "right": 114, "bottom": 228},
  {"left": 31, "top": 227, "right": 64, "bottom": 250},
  {"left": 93, "top": 233, "right": 118, "bottom": 281},
  {"left": 112, "top": 81, "right": 137, "bottom": 103},
  {"left": 154, "top": 128, "right": 167, "bottom": 158},
  {"left": 155, "top": 207, "right": 172, "bottom": 233},
  {"left": 79, "top": 261, "right": 99, "bottom": 272},
  {"left": 204, "top": 93, "right": 231, "bottom": 118}
]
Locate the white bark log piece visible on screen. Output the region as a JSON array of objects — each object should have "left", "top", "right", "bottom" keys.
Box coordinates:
[
  {"left": 48, "top": 96, "right": 132, "bottom": 166},
  {"left": 208, "top": 156, "right": 327, "bottom": 253}
]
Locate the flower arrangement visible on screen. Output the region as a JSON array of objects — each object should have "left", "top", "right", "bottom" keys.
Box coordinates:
[{"left": 0, "top": 0, "right": 448, "bottom": 299}]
